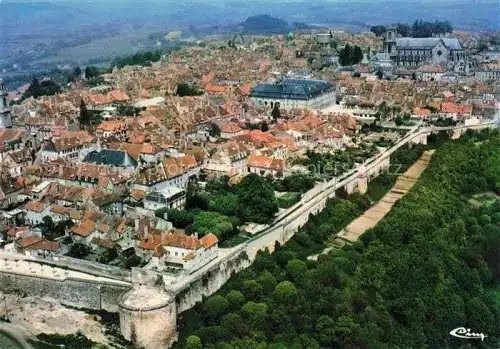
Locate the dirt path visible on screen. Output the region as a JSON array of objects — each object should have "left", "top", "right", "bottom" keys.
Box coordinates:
[{"left": 338, "top": 150, "right": 435, "bottom": 242}]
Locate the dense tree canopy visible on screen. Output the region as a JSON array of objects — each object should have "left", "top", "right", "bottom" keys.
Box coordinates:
[
  {"left": 112, "top": 50, "right": 163, "bottom": 68},
  {"left": 84, "top": 66, "right": 100, "bottom": 79},
  {"left": 370, "top": 20, "right": 453, "bottom": 38},
  {"left": 176, "top": 83, "right": 203, "bottom": 97},
  {"left": 175, "top": 130, "right": 500, "bottom": 349},
  {"left": 236, "top": 174, "right": 278, "bottom": 224},
  {"left": 412, "top": 19, "right": 453, "bottom": 38},
  {"left": 338, "top": 44, "right": 363, "bottom": 66},
  {"left": 23, "top": 77, "right": 61, "bottom": 99}
]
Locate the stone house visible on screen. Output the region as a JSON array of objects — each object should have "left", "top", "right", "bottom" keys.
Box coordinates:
[
  {"left": 140, "top": 232, "right": 219, "bottom": 273},
  {"left": 204, "top": 142, "right": 251, "bottom": 178},
  {"left": 247, "top": 154, "right": 285, "bottom": 178},
  {"left": 16, "top": 235, "right": 61, "bottom": 257}
]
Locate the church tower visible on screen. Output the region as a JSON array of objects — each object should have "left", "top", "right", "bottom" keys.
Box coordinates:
[
  {"left": 0, "top": 79, "right": 13, "bottom": 128},
  {"left": 383, "top": 26, "right": 398, "bottom": 56}
]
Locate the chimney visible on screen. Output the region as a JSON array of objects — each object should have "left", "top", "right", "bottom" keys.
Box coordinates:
[{"left": 144, "top": 217, "right": 149, "bottom": 238}]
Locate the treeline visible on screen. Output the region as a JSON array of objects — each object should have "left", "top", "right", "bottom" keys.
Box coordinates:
[
  {"left": 371, "top": 19, "right": 453, "bottom": 38},
  {"left": 111, "top": 50, "right": 163, "bottom": 69},
  {"left": 175, "top": 129, "right": 500, "bottom": 349},
  {"left": 23, "top": 77, "right": 61, "bottom": 99}
]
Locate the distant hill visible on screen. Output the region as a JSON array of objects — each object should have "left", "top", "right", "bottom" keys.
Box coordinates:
[
  {"left": 240, "top": 15, "right": 311, "bottom": 34},
  {"left": 1, "top": 2, "right": 71, "bottom": 22}
]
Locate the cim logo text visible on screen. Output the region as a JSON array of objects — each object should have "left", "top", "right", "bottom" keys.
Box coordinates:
[{"left": 450, "top": 327, "right": 487, "bottom": 341}]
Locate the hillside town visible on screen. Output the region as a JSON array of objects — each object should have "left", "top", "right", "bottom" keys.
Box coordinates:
[{"left": 0, "top": 25, "right": 498, "bottom": 278}]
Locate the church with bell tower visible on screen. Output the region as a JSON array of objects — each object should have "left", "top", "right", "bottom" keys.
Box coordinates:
[{"left": 0, "top": 79, "right": 13, "bottom": 128}]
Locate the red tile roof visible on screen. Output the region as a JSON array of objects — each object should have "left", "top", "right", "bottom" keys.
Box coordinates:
[
  {"left": 248, "top": 155, "right": 285, "bottom": 170},
  {"left": 25, "top": 201, "right": 46, "bottom": 213},
  {"left": 139, "top": 232, "right": 202, "bottom": 251},
  {"left": 414, "top": 107, "right": 431, "bottom": 116},
  {"left": 71, "top": 219, "right": 95, "bottom": 237},
  {"left": 25, "top": 239, "right": 61, "bottom": 252},
  {"left": 221, "top": 124, "right": 242, "bottom": 134},
  {"left": 204, "top": 84, "right": 229, "bottom": 94},
  {"left": 17, "top": 235, "right": 43, "bottom": 248},
  {"left": 200, "top": 233, "right": 218, "bottom": 249},
  {"left": 441, "top": 102, "right": 473, "bottom": 114}
]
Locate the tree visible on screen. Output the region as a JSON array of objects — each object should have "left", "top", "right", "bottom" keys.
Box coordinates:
[
  {"left": 176, "top": 83, "right": 203, "bottom": 97},
  {"left": 208, "top": 193, "right": 240, "bottom": 217},
  {"left": 236, "top": 174, "right": 278, "bottom": 224},
  {"left": 203, "top": 295, "right": 229, "bottom": 324},
  {"left": 478, "top": 214, "right": 491, "bottom": 225},
  {"left": 261, "top": 121, "right": 269, "bottom": 132},
  {"left": 69, "top": 66, "right": 82, "bottom": 82},
  {"left": 40, "top": 216, "right": 55, "bottom": 239},
  {"left": 112, "top": 50, "right": 164, "bottom": 69},
  {"left": 411, "top": 20, "right": 453, "bottom": 38},
  {"left": 334, "top": 315, "right": 360, "bottom": 347},
  {"left": 226, "top": 290, "right": 245, "bottom": 310},
  {"left": 190, "top": 211, "right": 235, "bottom": 240},
  {"left": 395, "top": 23, "right": 411, "bottom": 37},
  {"left": 271, "top": 104, "right": 281, "bottom": 122},
  {"left": 27, "top": 77, "right": 41, "bottom": 98},
  {"left": 285, "top": 258, "right": 307, "bottom": 281},
  {"left": 157, "top": 209, "right": 194, "bottom": 228},
  {"left": 117, "top": 105, "right": 143, "bottom": 116},
  {"left": 258, "top": 271, "right": 277, "bottom": 294},
  {"left": 339, "top": 43, "right": 352, "bottom": 66},
  {"left": 67, "top": 243, "right": 91, "bottom": 259},
  {"left": 273, "top": 281, "right": 298, "bottom": 304},
  {"left": 338, "top": 44, "right": 363, "bottom": 66},
  {"left": 241, "top": 301, "right": 268, "bottom": 329},
  {"left": 98, "top": 246, "right": 118, "bottom": 264},
  {"left": 243, "top": 279, "right": 263, "bottom": 300},
  {"left": 209, "top": 122, "right": 221, "bottom": 137},
  {"left": 315, "top": 315, "right": 336, "bottom": 346},
  {"left": 353, "top": 46, "right": 363, "bottom": 64},
  {"left": 73, "top": 66, "right": 82, "bottom": 78},
  {"left": 79, "top": 100, "right": 90, "bottom": 130},
  {"left": 185, "top": 335, "right": 203, "bottom": 349},
  {"left": 279, "top": 173, "right": 315, "bottom": 193},
  {"left": 174, "top": 132, "right": 500, "bottom": 349},
  {"left": 395, "top": 115, "right": 403, "bottom": 126},
  {"left": 370, "top": 25, "right": 386, "bottom": 37},
  {"left": 221, "top": 313, "right": 249, "bottom": 338},
  {"left": 124, "top": 254, "right": 142, "bottom": 269},
  {"left": 24, "top": 78, "right": 61, "bottom": 99},
  {"left": 85, "top": 66, "right": 100, "bottom": 79}
]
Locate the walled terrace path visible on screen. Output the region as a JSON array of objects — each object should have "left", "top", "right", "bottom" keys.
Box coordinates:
[{"left": 338, "top": 150, "right": 434, "bottom": 242}]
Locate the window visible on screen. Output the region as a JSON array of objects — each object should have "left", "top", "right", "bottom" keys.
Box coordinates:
[{"left": 437, "top": 50, "right": 443, "bottom": 56}]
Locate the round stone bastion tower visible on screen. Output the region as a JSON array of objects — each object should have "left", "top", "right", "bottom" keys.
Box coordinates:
[{"left": 119, "top": 269, "right": 177, "bottom": 349}]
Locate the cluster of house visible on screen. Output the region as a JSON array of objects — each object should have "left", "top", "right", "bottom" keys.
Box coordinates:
[
  {"left": 0, "top": 73, "right": 358, "bottom": 276},
  {"left": 0, "top": 29, "right": 496, "bottom": 275}
]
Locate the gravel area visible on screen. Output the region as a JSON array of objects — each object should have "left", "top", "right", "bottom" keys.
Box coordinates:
[{"left": 0, "top": 291, "right": 108, "bottom": 345}]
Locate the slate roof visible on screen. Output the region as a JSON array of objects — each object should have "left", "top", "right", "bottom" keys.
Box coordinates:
[
  {"left": 83, "top": 149, "right": 138, "bottom": 168},
  {"left": 250, "top": 79, "right": 332, "bottom": 101},
  {"left": 395, "top": 38, "right": 462, "bottom": 50}
]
